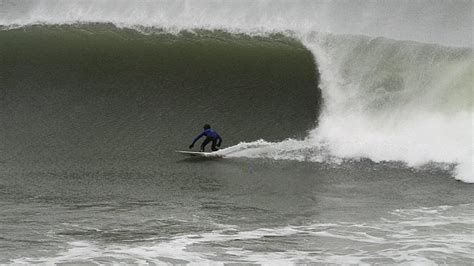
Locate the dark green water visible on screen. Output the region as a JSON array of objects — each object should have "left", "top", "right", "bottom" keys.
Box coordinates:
[{"left": 1, "top": 25, "right": 320, "bottom": 171}]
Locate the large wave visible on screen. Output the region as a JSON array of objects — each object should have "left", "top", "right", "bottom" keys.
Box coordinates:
[
  {"left": 1, "top": 0, "right": 472, "bottom": 181},
  {"left": 0, "top": 25, "right": 320, "bottom": 170}
]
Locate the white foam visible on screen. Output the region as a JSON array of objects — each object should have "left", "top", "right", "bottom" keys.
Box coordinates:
[
  {"left": 222, "top": 33, "right": 473, "bottom": 182},
  {"left": 301, "top": 33, "right": 473, "bottom": 182},
  {"left": 11, "top": 204, "right": 473, "bottom": 265}
]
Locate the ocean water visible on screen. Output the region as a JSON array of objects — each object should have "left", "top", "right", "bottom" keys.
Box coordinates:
[{"left": 1, "top": 0, "right": 473, "bottom": 264}]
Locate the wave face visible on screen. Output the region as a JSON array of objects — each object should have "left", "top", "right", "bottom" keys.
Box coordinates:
[
  {"left": 0, "top": 25, "right": 320, "bottom": 169},
  {"left": 1, "top": 0, "right": 472, "bottom": 181}
]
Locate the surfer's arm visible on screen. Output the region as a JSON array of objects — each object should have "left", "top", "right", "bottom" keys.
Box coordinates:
[{"left": 189, "top": 132, "right": 205, "bottom": 148}]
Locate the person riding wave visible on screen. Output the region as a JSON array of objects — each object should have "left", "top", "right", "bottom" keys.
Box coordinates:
[{"left": 189, "top": 124, "right": 222, "bottom": 152}]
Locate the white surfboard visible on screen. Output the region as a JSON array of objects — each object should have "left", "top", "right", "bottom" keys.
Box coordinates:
[{"left": 175, "top": 150, "right": 224, "bottom": 158}]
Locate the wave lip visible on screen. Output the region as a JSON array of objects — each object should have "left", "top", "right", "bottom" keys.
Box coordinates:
[{"left": 1, "top": 0, "right": 472, "bottom": 47}]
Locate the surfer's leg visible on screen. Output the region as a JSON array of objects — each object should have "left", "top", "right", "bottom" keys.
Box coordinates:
[
  {"left": 200, "top": 137, "right": 212, "bottom": 152},
  {"left": 211, "top": 139, "right": 219, "bottom": 151}
]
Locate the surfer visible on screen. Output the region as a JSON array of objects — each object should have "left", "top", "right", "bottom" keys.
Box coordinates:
[{"left": 189, "top": 124, "right": 222, "bottom": 152}]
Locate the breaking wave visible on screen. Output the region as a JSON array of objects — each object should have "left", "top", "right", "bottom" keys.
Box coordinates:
[
  {"left": 223, "top": 34, "right": 472, "bottom": 182},
  {"left": 1, "top": 0, "right": 472, "bottom": 181}
]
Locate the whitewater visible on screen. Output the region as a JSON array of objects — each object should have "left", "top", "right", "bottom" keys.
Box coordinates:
[{"left": 3, "top": 0, "right": 470, "bottom": 181}]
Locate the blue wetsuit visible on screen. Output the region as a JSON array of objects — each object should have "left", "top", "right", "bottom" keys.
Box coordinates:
[{"left": 190, "top": 129, "right": 222, "bottom": 152}]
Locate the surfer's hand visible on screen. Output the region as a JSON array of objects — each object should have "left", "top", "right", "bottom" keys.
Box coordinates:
[{"left": 189, "top": 144, "right": 194, "bottom": 149}]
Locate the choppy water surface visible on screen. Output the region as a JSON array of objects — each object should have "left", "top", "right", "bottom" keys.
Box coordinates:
[{"left": 1, "top": 160, "right": 472, "bottom": 264}]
